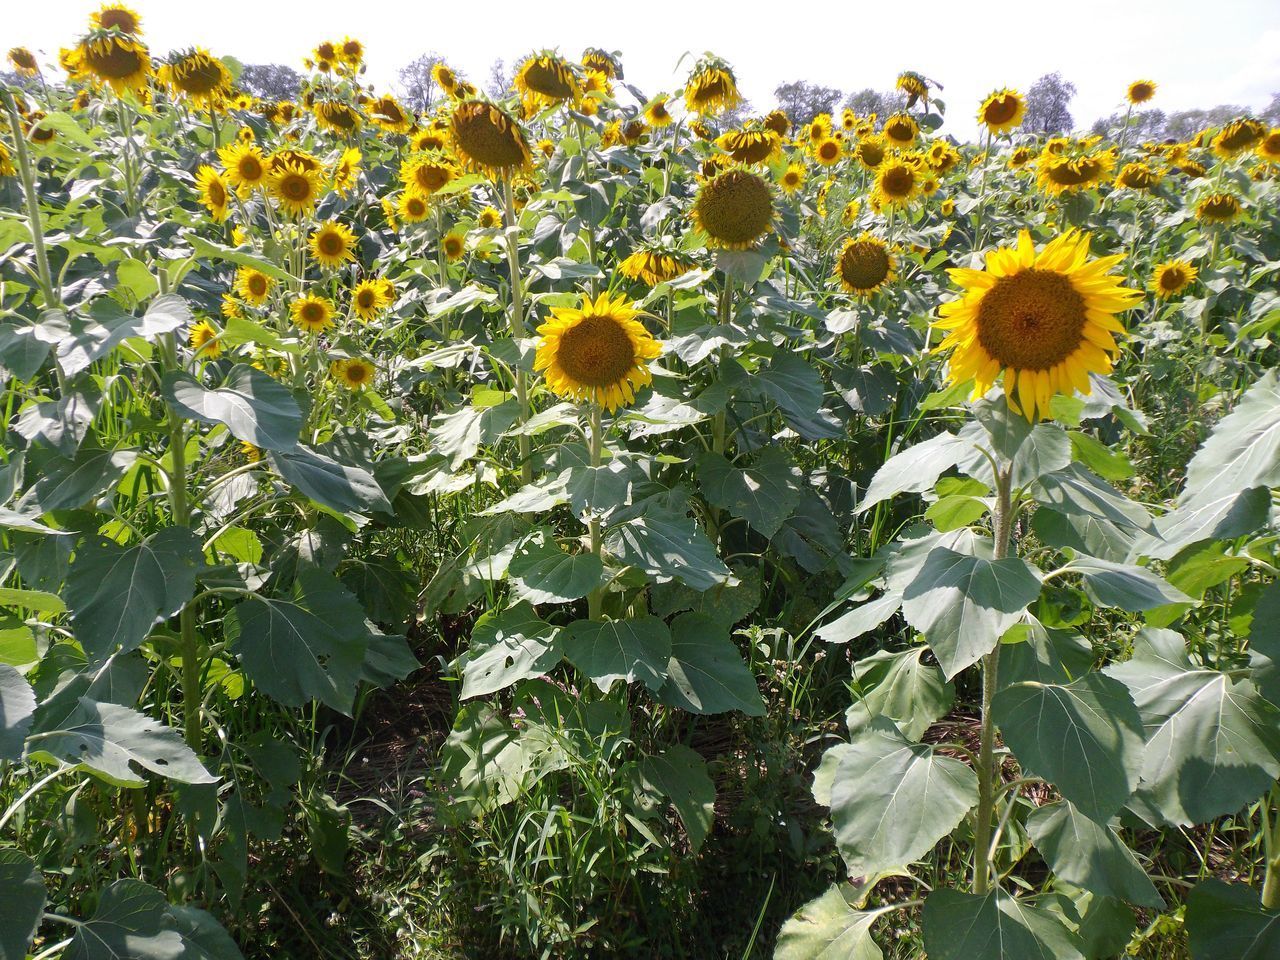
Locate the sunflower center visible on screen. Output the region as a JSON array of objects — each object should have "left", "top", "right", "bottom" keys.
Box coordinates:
[
  {"left": 819, "top": 141, "right": 839, "bottom": 161},
  {"left": 87, "top": 39, "right": 144, "bottom": 79},
  {"left": 416, "top": 166, "right": 449, "bottom": 191},
  {"left": 357, "top": 288, "right": 376, "bottom": 308},
  {"left": 280, "top": 174, "right": 310, "bottom": 200},
  {"left": 207, "top": 177, "right": 226, "bottom": 206},
  {"left": 556, "top": 315, "right": 637, "bottom": 387},
  {"left": 696, "top": 170, "right": 772, "bottom": 245},
  {"left": 239, "top": 156, "right": 263, "bottom": 180},
  {"left": 839, "top": 241, "right": 891, "bottom": 290},
  {"left": 176, "top": 57, "right": 224, "bottom": 94},
  {"left": 1159, "top": 268, "right": 1185, "bottom": 291},
  {"left": 984, "top": 95, "right": 1018, "bottom": 125},
  {"left": 346, "top": 364, "right": 369, "bottom": 383},
  {"left": 858, "top": 142, "right": 885, "bottom": 166},
  {"left": 320, "top": 233, "right": 344, "bottom": 256},
  {"left": 406, "top": 197, "right": 426, "bottom": 216},
  {"left": 300, "top": 302, "right": 325, "bottom": 325},
  {"left": 881, "top": 165, "right": 914, "bottom": 197},
  {"left": 248, "top": 274, "right": 267, "bottom": 297},
  {"left": 975, "top": 269, "right": 1086, "bottom": 372},
  {"left": 523, "top": 60, "right": 574, "bottom": 99}
]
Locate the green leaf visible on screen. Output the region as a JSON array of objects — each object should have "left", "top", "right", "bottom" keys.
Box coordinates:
[
  {"left": 635, "top": 745, "right": 715, "bottom": 850},
  {"left": 17, "top": 443, "right": 138, "bottom": 513},
  {"left": 268, "top": 444, "right": 392, "bottom": 514},
  {"left": 926, "top": 494, "right": 989, "bottom": 532},
  {"left": 1135, "top": 487, "right": 1272, "bottom": 562},
  {"left": 165, "top": 904, "right": 247, "bottom": 960},
  {"left": 1033, "top": 464, "right": 1155, "bottom": 534},
  {"left": 993, "top": 674, "right": 1144, "bottom": 822},
  {"left": 846, "top": 648, "right": 954, "bottom": 741},
  {"left": 13, "top": 383, "right": 100, "bottom": 457},
  {"left": 773, "top": 885, "right": 883, "bottom": 960},
  {"left": 1069, "top": 431, "right": 1134, "bottom": 481},
  {"left": 0, "top": 585, "right": 66, "bottom": 614},
  {"left": 459, "top": 602, "right": 562, "bottom": 699},
  {"left": 656, "top": 612, "right": 764, "bottom": 716},
  {"left": 508, "top": 533, "right": 604, "bottom": 604},
  {"left": 1186, "top": 879, "right": 1280, "bottom": 960},
  {"left": 564, "top": 616, "right": 672, "bottom": 692},
  {"left": 901, "top": 547, "right": 1042, "bottom": 679},
  {"left": 1061, "top": 556, "right": 1190, "bottom": 611},
  {"left": 0, "top": 848, "right": 45, "bottom": 960},
  {"left": 816, "top": 593, "right": 902, "bottom": 645},
  {"left": 427, "top": 399, "right": 522, "bottom": 469},
  {"left": 188, "top": 235, "right": 293, "bottom": 281},
  {"left": 65, "top": 879, "right": 183, "bottom": 960},
  {"left": 0, "top": 665, "right": 36, "bottom": 761},
  {"left": 57, "top": 296, "right": 191, "bottom": 377},
  {"left": 605, "top": 501, "right": 730, "bottom": 591},
  {"left": 163, "top": 364, "right": 303, "bottom": 451},
  {"left": 1026, "top": 801, "right": 1164, "bottom": 907},
  {"left": 752, "top": 352, "right": 842, "bottom": 440},
  {"left": 858, "top": 432, "right": 964, "bottom": 513},
  {"left": 26, "top": 698, "right": 216, "bottom": 787},
  {"left": 1181, "top": 370, "right": 1280, "bottom": 509},
  {"left": 696, "top": 447, "right": 802, "bottom": 538},
  {"left": 829, "top": 720, "right": 978, "bottom": 876},
  {"left": 922, "top": 888, "right": 1086, "bottom": 960}
]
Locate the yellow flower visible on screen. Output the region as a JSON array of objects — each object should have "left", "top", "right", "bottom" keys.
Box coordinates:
[
  {"left": 0, "top": 143, "right": 14, "bottom": 178},
  {"left": 935, "top": 230, "right": 1141, "bottom": 422},
  {"left": 581, "top": 48, "right": 621, "bottom": 79},
  {"left": 312, "top": 99, "right": 362, "bottom": 134},
  {"left": 841, "top": 199, "right": 861, "bottom": 226},
  {"left": 684, "top": 57, "right": 742, "bottom": 116},
  {"left": 1257, "top": 129, "right": 1280, "bottom": 163},
  {"left": 812, "top": 136, "right": 843, "bottom": 167},
  {"left": 160, "top": 48, "right": 231, "bottom": 105},
  {"left": 834, "top": 233, "right": 895, "bottom": 297},
  {"left": 367, "top": 94, "right": 411, "bottom": 133},
  {"left": 189, "top": 319, "right": 221, "bottom": 358},
  {"left": 644, "top": 96, "right": 674, "bottom": 128},
  {"left": 619, "top": 247, "right": 696, "bottom": 286},
  {"left": 1127, "top": 80, "right": 1157, "bottom": 105},
  {"left": 1035, "top": 151, "right": 1114, "bottom": 196},
  {"left": 338, "top": 37, "right": 364, "bottom": 69},
  {"left": 763, "top": 109, "right": 791, "bottom": 137},
  {"left": 692, "top": 168, "right": 774, "bottom": 250},
  {"left": 221, "top": 293, "right": 243, "bottom": 320},
  {"left": 941, "top": 198, "right": 955, "bottom": 216},
  {"left": 309, "top": 221, "right": 357, "bottom": 269},
  {"left": 978, "top": 89, "right": 1026, "bottom": 135},
  {"left": 514, "top": 52, "right": 581, "bottom": 109},
  {"left": 352, "top": 279, "right": 390, "bottom": 321},
  {"left": 90, "top": 4, "right": 143, "bottom": 34},
  {"left": 1212, "top": 117, "right": 1267, "bottom": 158},
  {"left": 882, "top": 113, "right": 919, "bottom": 148},
  {"left": 1008, "top": 145, "right": 1037, "bottom": 169},
  {"left": 449, "top": 100, "right": 532, "bottom": 179},
  {"left": 410, "top": 127, "right": 449, "bottom": 152},
  {"left": 77, "top": 32, "right": 151, "bottom": 94},
  {"left": 854, "top": 135, "right": 887, "bottom": 170},
  {"left": 332, "top": 357, "right": 375, "bottom": 389},
  {"left": 400, "top": 150, "right": 458, "bottom": 196},
  {"left": 240, "top": 441, "right": 262, "bottom": 463},
  {"left": 441, "top": 231, "right": 466, "bottom": 261},
  {"left": 290, "top": 294, "right": 335, "bottom": 333},
  {"left": 1196, "top": 192, "right": 1242, "bottom": 223},
  {"left": 195, "top": 165, "right": 230, "bottom": 222},
  {"left": 8, "top": 48, "right": 40, "bottom": 77},
  {"left": 535, "top": 292, "right": 662, "bottom": 411},
  {"left": 779, "top": 162, "right": 806, "bottom": 195},
  {"left": 432, "top": 62, "right": 458, "bottom": 95},
  {"left": 874, "top": 159, "right": 918, "bottom": 209},
  {"left": 477, "top": 206, "right": 502, "bottom": 229},
  {"left": 1113, "top": 161, "right": 1162, "bottom": 191},
  {"left": 717, "top": 128, "right": 781, "bottom": 165},
  {"left": 269, "top": 161, "right": 322, "bottom": 217},
  {"left": 398, "top": 192, "right": 430, "bottom": 223},
  {"left": 234, "top": 266, "right": 273, "bottom": 306},
  {"left": 332, "top": 147, "right": 361, "bottom": 195},
  {"left": 1151, "top": 260, "right": 1197, "bottom": 299},
  {"left": 896, "top": 71, "right": 930, "bottom": 107},
  {"left": 218, "top": 142, "right": 268, "bottom": 195}
]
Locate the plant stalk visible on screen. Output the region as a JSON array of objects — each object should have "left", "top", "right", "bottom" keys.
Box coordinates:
[{"left": 501, "top": 177, "right": 533, "bottom": 484}]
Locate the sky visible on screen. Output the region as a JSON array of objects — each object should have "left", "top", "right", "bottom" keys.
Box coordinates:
[{"left": 8, "top": 0, "right": 1280, "bottom": 139}]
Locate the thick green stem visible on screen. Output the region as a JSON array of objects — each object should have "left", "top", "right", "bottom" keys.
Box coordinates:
[
  {"left": 973, "top": 463, "right": 1014, "bottom": 895},
  {"left": 3, "top": 90, "right": 60, "bottom": 314},
  {"left": 586, "top": 402, "right": 605, "bottom": 621},
  {"left": 501, "top": 177, "right": 533, "bottom": 484},
  {"left": 1262, "top": 784, "right": 1280, "bottom": 909}
]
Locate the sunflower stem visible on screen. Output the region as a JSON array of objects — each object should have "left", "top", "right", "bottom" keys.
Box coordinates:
[
  {"left": 587, "top": 401, "right": 605, "bottom": 621},
  {"left": 501, "top": 177, "right": 533, "bottom": 484},
  {"left": 1262, "top": 783, "right": 1280, "bottom": 909}
]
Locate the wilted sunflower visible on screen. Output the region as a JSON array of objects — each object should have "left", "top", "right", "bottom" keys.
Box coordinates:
[
  {"left": 936, "top": 230, "right": 1141, "bottom": 421},
  {"left": 684, "top": 57, "right": 743, "bottom": 116},
  {"left": 882, "top": 113, "right": 919, "bottom": 148},
  {"left": 812, "top": 136, "right": 844, "bottom": 167},
  {"left": 1007, "top": 145, "right": 1037, "bottom": 169},
  {"left": 269, "top": 162, "right": 322, "bottom": 217},
  {"left": 514, "top": 52, "right": 580, "bottom": 108},
  {"left": 581, "top": 48, "right": 621, "bottom": 79},
  {"left": 644, "top": 96, "right": 674, "bottom": 128},
  {"left": 1035, "top": 152, "right": 1114, "bottom": 196},
  {"left": 7, "top": 48, "right": 40, "bottom": 76},
  {"left": 77, "top": 32, "right": 151, "bottom": 94},
  {"left": 477, "top": 206, "right": 502, "bottom": 229},
  {"left": 400, "top": 150, "right": 458, "bottom": 196},
  {"left": 441, "top": 231, "right": 466, "bottom": 261},
  {"left": 1114, "top": 161, "right": 1162, "bottom": 191},
  {"left": 692, "top": 168, "right": 774, "bottom": 249},
  {"left": 160, "top": 49, "right": 231, "bottom": 105},
  {"left": 449, "top": 100, "right": 532, "bottom": 179},
  {"left": 763, "top": 109, "right": 791, "bottom": 136},
  {"left": 398, "top": 192, "right": 430, "bottom": 223},
  {"left": 189, "top": 319, "right": 221, "bottom": 358},
  {"left": 896, "top": 71, "right": 931, "bottom": 108},
  {"left": 1257, "top": 129, "right": 1280, "bottom": 163},
  {"left": 1127, "top": 80, "right": 1157, "bottom": 105},
  {"left": 1196, "top": 192, "right": 1242, "bottom": 223},
  {"left": 310, "top": 221, "right": 357, "bottom": 269},
  {"left": 332, "top": 358, "right": 375, "bottom": 389},
  {"left": 268, "top": 148, "right": 322, "bottom": 173},
  {"left": 779, "top": 162, "right": 806, "bottom": 195},
  {"left": 689, "top": 119, "right": 715, "bottom": 141},
  {"left": 432, "top": 62, "right": 458, "bottom": 95},
  {"left": 874, "top": 159, "right": 918, "bottom": 209},
  {"left": 717, "top": 128, "right": 781, "bottom": 165},
  {"left": 195, "top": 165, "right": 230, "bottom": 221},
  {"left": 313, "top": 99, "right": 362, "bottom": 134},
  {"left": 290, "top": 294, "right": 335, "bottom": 333},
  {"left": 352, "top": 279, "right": 390, "bottom": 321},
  {"left": 25, "top": 114, "right": 56, "bottom": 146},
  {"left": 854, "top": 135, "right": 887, "bottom": 170},
  {"left": 1151, "top": 260, "right": 1197, "bottom": 299},
  {"left": 367, "top": 94, "right": 412, "bottom": 133},
  {"left": 535, "top": 292, "right": 662, "bottom": 411},
  {"left": 620, "top": 246, "right": 696, "bottom": 286},
  {"left": 234, "top": 266, "right": 273, "bottom": 306},
  {"left": 218, "top": 142, "right": 268, "bottom": 194},
  {"left": 834, "top": 233, "right": 895, "bottom": 297},
  {"left": 1212, "top": 118, "right": 1267, "bottom": 158},
  {"left": 978, "top": 89, "right": 1025, "bottom": 134},
  {"left": 331, "top": 147, "right": 361, "bottom": 195},
  {"left": 91, "top": 3, "right": 142, "bottom": 34}
]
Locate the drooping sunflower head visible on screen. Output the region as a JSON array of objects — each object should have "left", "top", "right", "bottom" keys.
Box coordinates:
[
  {"left": 441, "top": 231, "right": 466, "bottom": 262},
  {"left": 854, "top": 134, "right": 888, "bottom": 170},
  {"left": 432, "top": 61, "right": 458, "bottom": 95},
  {"left": 90, "top": 3, "right": 142, "bottom": 34},
  {"left": 534, "top": 292, "right": 662, "bottom": 412},
  {"left": 683, "top": 57, "right": 743, "bottom": 117},
  {"left": 25, "top": 113, "right": 56, "bottom": 146},
  {"left": 290, "top": 294, "right": 335, "bottom": 334},
  {"left": 449, "top": 100, "right": 533, "bottom": 179},
  {"left": 619, "top": 245, "right": 697, "bottom": 287},
  {"left": 717, "top": 127, "right": 782, "bottom": 165},
  {"left": 310, "top": 221, "right": 357, "bottom": 269},
  {"left": 1212, "top": 117, "right": 1267, "bottom": 158},
  {"left": 1114, "top": 161, "right": 1162, "bottom": 192},
  {"left": 874, "top": 159, "right": 918, "bottom": 209},
  {"left": 581, "top": 47, "right": 621, "bottom": 79},
  {"left": 217, "top": 142, "right": 268, "bottom": 194},
  {"left": 351, "top": 279, "right": 390, "bottom": 321},
  {"left": 1196, "top": 192, "right": 1242, "bottom": 223},
  {"left": 763, "top": 108, "right": 791, "bottom": 137},
  {"left": 332, "top": 357, "right": 375, "bottom": 390},
  {"left": 268, "top": 148, "right": 322, "bottom": 173},
  {"left": 644, "top": 96, "right": 674, "bottom": 128},
  {"left": 812, "top": 136, "right": 844, "bottom": 167},
  {"left": 8, "top": 47, "right": 40, "bottom": 76},
  {"left": 896, "top": 70, "right": 930, "bottom": 107},
  {"left": 882, "top": 113, "right": 919, "bottom": 148},
  {"left": 514, "top": 52, "right": 580, "bottom": 108},
  {"left": 194, "top": 165, "right": 230, "bottom": 222},
  {"left": 691, "top": 168, "right": 775, "bottom": 250},
  {"left": 1035, "top": 151, "right": 1115, "bottom": 197},
  {"left": 410, "top": 126, "right": 449, "bottom": 152},
  {"left": 935, "top": 230, "right": 1141, "bottom": 422},
  {"left": 399, "top": 149, "right": 458, "bottom": 196},
  {"left": 1008, "top": 145, "right": 1037, "bottom": 170},
  {"left": 1127, "top": 80, "right": 1157, "bottom": 105},
  {"left": 779, "top": 161, "right": 806, "bottom": 195},
  {"left": 367, "top": 94, "right": 412, "bottom": 133},
  {"left": 1150, "top": 260, "right": 1197, "bottom": 299},
  {"left": 234, "top": 266, "right": 273, "bottom": 306},
  {"left": 77, "top": 31, "right": 152, "bottom": 94},
  {"left": 160, "top": 48, "right": 231, "bottom": 104},
  {"left": 978, "top": 88, "right": 1026, "bottom": 135},
  {"left": 536, "top": 138, "right": 556, "bottom": 158},
  {"left": 835, "top": 233, "right": 896, "bottom": 297},
  {"left": 398, "top": 191, "right": 430, "bottom": 224},
  {"left": 312, "top": 99, "right": 362, "bottom": 134},
  {"left": 189, "top": 320, "right": 221, "bottom": 358},
  {"left": 269, "top": 162, "right": 323, "bottom": 217}
]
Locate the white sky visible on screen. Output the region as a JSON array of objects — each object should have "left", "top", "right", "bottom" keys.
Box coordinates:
[{"left": 9, "top": 0, "right": 1280, "bottom": 139}]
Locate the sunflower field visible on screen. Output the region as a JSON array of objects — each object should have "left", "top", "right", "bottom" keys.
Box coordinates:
[{"left": 2, "top": 7, "right": 1280, "bottom": 959}]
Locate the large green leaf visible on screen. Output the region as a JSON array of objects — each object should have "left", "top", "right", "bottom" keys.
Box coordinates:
[
  {"left": 858, "top": 432, "right": 964, "bottom": 513},
  {"left": 0, "top": 664, "right": 36, "bottom": 761},
  {"left": 922, "top": 888, "right": 1085, "bottom": 960},
  {"left": 1181, "top": 370, "right": 1280, "bottom": 508},
  {"left": 1185, "top": 879, "right": 1280, "bottom": 960},
  {"left": 65, "top": 880, "right": 183, "bottom": 960},
  {"left": 57, "top": 296, "right": 191, "bottom": 377},
  {"left": 25, "top": 698, "right": 216, "bottom": 787},
  {"left": 508, "top": 532, "right": 604, "bottom": 604},
  {"left": 901, "top": 546, "right": 1041, "bottom": 679},
  {"left": 634, "top": 745, "right": 715, "bottom": 850},
  {"left": 829, "top": 720, "right": 978, "bottom": 876},
  {"left": 267, "top": 444, "right": 391, "bottom": 514},
  {"left": 993, "top": 673, "right": 1144, "bottom": 822},
  {"left": 459, "top": 602, "right": 562, "bottom": 699},
  {"left": 1134, "top": 487, "right": 1271, "bottom": 562},
  {"left": 564, "top": 616, "right": 671, "bottom": 692},
  {"left": 773, "top": 886, "right": 883, "bottom": 960},
  {"left": 16, "top": 443, "right": 137, "bottom": 513},
  {"left": 816, "top": 593, "right": 902, "bottom": 645},
  {"left": 13, "top": 382, "right": 100, "bottom": 457},
  {"left": 1033, "top": 464, "right": 1155, "bottom": 534},
  {"left": 165, "top": 904, "right": 247, "bottom": 960},
  {"left": 163, "top": 364, "right": 303, "bottom": 451},
  {"left": 846, "top": 647, "right": 954, "bottom": 741},
  {"left": 696, "top": 446, "right": 802, "bottom": 537},
  {"left": 604, "top": 500, "right": 730, "bottom": 591},
  {"left": 0, "top": 847, "right": 44, "bottom": 960},
  {"left": 1026, "top": 801, "right": 1163, "bottom": 907},
  {"left": 64, "top": 527, "right": 205, "bottom": 661},
  {"left": 752, "top": 352, "right": 842, "bottom": 440},
  {"left": 1060, "top": 556, "right": 1190, "bottom": 612},
  {"left": 656, "top": 612, "right": 764, "bottom": 715}
]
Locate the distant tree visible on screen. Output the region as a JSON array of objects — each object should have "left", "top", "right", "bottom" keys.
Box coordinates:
[
  {"left": 397, "top": 53, "right": 445, "bottom": 112},
  {"left": 237, "top": 64, "right": 302, "bottom": 101},
  {"left": 1091, "top": 108, "right": 1169, "bottom": 141},
  {"left": 1262, "top": 91, "right": 1280, "bottom": 125},
  {"left": 842, "top": 88, "right": 906, "bottom": 119},
  {"left": 718, "top": 99, "right": 755, "bottom": 129},
  {"left": 1023, "top": 72, "right": 1077, "bottom": 135},
  {"left": 773, "top": 80, "right": 842, "bottom": 124},
  {"left": 1164, "top": 105, "right": 1247, "bottom": 141},
  {"left": 486, "top": 58, "right": 510, "bottom": 99}
]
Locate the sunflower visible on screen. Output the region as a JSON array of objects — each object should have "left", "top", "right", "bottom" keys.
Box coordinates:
[
  {"left": 637, "top": 96, "right": 670, "bottom": 129},
  {"left": 581, "top": 48, "right": 621, "bottom": 79},
  {"left": 1196, "top": 192, "right": 1241, "bottom": 223},
  {"left": 60, "top": 47, "right": 86, "bottom": 80},
  {"left": 620, "top": 247, "right": 696, "bottom": 286},
  {"left": 1114, "top": 161, "right": 1162, "bottom": 191},
  {"left": 1151, "top": 260, "right": 1197, "bottom": 299},
  {"left": 882, "top": 113, "right": 919, "bottom": 148},
  {"left": 841, "top": 199, "right": 861, "bottom": 225},
  {"left": 367, "top": 94, "right": 412, "bottom": 133},
  {"left": 684, "top": 57, "right": 743, "bottom": 116},
  {"left": 331, "top": 147, "right": 361, "bottom": 195},
  {"left": 290, "top": 294, "right": 335, "bottom": 333},
  {"left": 1127, "top": 80, "right": 1157, "bottom": 105},
  {"left": 160, "top": 49, "right": 231, "bottom": 104},
  {"left": 400, "top": 150, "right": 458, "bottom": 196},
  {"left": 441, "top": 231, "right": 466, "bottom": 262},
  {"left": 896, "top": 71, "right": 930, "bottom": 107},
  {"left": 449, "top": 100, "right": 532, "bottom": 179},
  {"left": 398, "top": 192, "right": 430, "bottom": 223},
  {"left": 834, "top": 233, "right": 895, "bottom": 297},
  {"left": 313, "top": 99, "right": 362, "bottom": 134},
  {"left": 812, "top": 136, "right": 844, "bottom": 167},
  {"left": 1008, "top": 145, "right": 1037, "bottom": 169},
  {"left": 221, "top": 293, "right": 243, "bottom": 320},
  {"left": 234, "top": 266, "right": 273, "bottom": 306},
  {"left": 229, "top": 92, "right": 255, "bottom": 112},
  {"left": 91, "top": 4, "right": 142, "bottom": 34},
  {"left": 332, "top": 357, "right": 375, "bottom": 389},
  {"left": 77, "top": 32, "right": 151, "bottom": 94},
  {"left": 806, "top": 114, "right": 833, "bottom": 141},
  {"left": 8, "top": 48, "right": 40, "bottom": 76},
  {"left": 218, "top": 142, "right": 268, "bottom": 195},
  {"left": 352, "top": 279, "right": 390, "bottom": 321},
  {"left": 477, "top": 206, "right": 502, "bottom": 229},
  {"left": 1212, "top": 118, "right": 1267, "bottom": 158},
  {"left": 622, "top": 120, "right": 648, "bottom": 145},
  {"left": 432, "top": 62, "right": 458, "bottom": 95},
  {"left": 927, "top": 140, "right": 961, "bottom": 174},
  {"left": 717, "top": 128, "right": 781, "bottom": 165},
  {"left": 338, "top": 37, "right": 364, "bottom": 69},
  {"left": 268, "top": 148, "right": 322, "bottom": 173},
  {"left": 195, "top": 165, "right": 231, "bottom": 221},
  {"left": 535, "top": 292, "right": 662, "bottom": 411},
  {"left": 936, "top": 230, "right": 1141, "bottom": 422},
  {"left": 1035, "top": 152, "right": 1114, "bottom": 196},
  {"left": 26, "top": 114, "right": 56, "bottom": 146},
  {"left": 269, "top": 162, "right": 322, "bottom": 217},
  {"left": 854, "top": 135, "right": 887, "bottom": 169},
  {"left": 274, "top": 101, "right": 297, "bottom": 124},
  {"left": 941, "top": 198, "right": 955, "bottom": 216},
  {"left": 763, "top": 109, "right": 791, "bottom": 137},
  {"left": 841, "top": 108, "right": 857, "bottom": 131},
  {"left": 310, "top": 221, "right": 357, "bottom": 269},
  {"left": 1258, "top": 129, "right": 1280, "bottom": 163},
  {"left": 0, "top": 143, "right": 14, "bottom": 178},
  {"left": 311, "top": 41, "right": 338, "bottom": 70},
  {"left": 410, "top": 127, "right": 449, "bottom": 152},
  {"left": 514, "top": 52, "right": 580, "bottom": 109},
  {"left": 874, "top": 159, "right": 918, "bottom": 209},
  {"left": 691, "top": 168, "right": 774, "bottom": 250},
  {"left": 779, "top": 162, "right": 806, "bottom": 195},
  {"left": 190, "top": 319, "right": 221, "bottom": 358},
  {"left": 978, "top": 89, "right": 1025, "bottom": 135}
]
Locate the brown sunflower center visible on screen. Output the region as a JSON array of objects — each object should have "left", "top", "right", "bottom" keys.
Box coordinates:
[
  {"left": 690, "top": 74, "right": 729, "bottom": 108},
  {"left": 452, "top": 103, "right": 527, "bottom": 171},
  {"left": 1264, "top": 133, "right": 1280, "bottom": 155},
  {"left": 1200, "top": 195, "right": 1239, "bottom": 219},
  {"left": 695, "top": 170, "right": 772, "bottom": 245},
  {"left": 881, "top": 165, "right": 914, "bottom": 197},
  {"left": 207, "top": 177, "right": 226, "bottom": 206},
  {"left": 984, "top": 95, "right": 1019, "bottom": 125},
  {"left": 556, "top": 315, "right": 637, "bottom": 387},
  {"left": 346, "top": 363, "right": 370, "bottom": 383},
  {"left": 247, "top": 274, "right": 268, "bottom": 297},
  {"left": 839, "top": 241, "right": 891, "bottom": 291},
  {"left": 1159, "top": 268, "right": 1186, "bottom": 291},
  {"left": 98, "top": 10, "right": 140, "bottom": 32},
  {"left": 280, "top": 173, "right": 310, "bottom": 200},
  {"left": 318, "top": 232, "right": 345, "bottom": 256},
  {"left": 858, "top": 141, "right": 885, "bottom": 166},
  {"left": 175, "top": 57, "right": 224, "bottom": 94},
  {"left": 406, "top": 197, "right": 426, "bottom": 216},
  {"left": 976, "top": 269, "right": 1086, "bottom": 371},
  {"left": 85, "top": 39, "right": 144, "bottom": 79},
  {"left": 300, "top": 302, "right": 325, "bottom": 325},
  {"left": 238, "top": 156, "right": 264, "bottom": 181},
  {"left": 819, "top": 141, "right": 839, "bottom": 161},
  {"left": 522, "top": 59, "right": 575, "bottom": 100},
  {"left": 885, "top": 119, "right": 914, "bottom": 142},
  {"left": 318, "top": 103, "right": 359, "bottom": 129},
  {"left": 356, "top": 288, "right": 376, "bottom": 308}
]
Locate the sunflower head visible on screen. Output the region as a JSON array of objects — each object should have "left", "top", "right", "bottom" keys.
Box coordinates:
[
  {"left": 691, "top": 168, "right": 775, "bottom": 250},
  {"left": 195, "top": 165, "right": 230, "bottom": 222},
  {"left": 441, "top": 231, "right": 466, "bottom": 261},
  {"left": 1114, "top": 161, "right": 1162, "bottom": 191},
  {"left": 398, "top": 191, "right": 430, "bottom": 224},
  {"left": 367, "top": 94, "right": 412, "bottom": 133},
  {"left": 400, "top": 149, "right": 459, "bottom": 196},
  {"left": 449, "top": 100, "right": 532, "bottom": 179},
  {"left": 312, "top": 99, "right": 362, "bottom": 134},
  {"left": 477, "top": 206, "right": 503, "bottom": 230},
  {"left": 619, "top": 245, "right": 697, "bottom": 287},
  {"left": 352, "top": 279, "right": 390, "bottom": 321},
  {"left": 882, "top": 113, "right": 919, "bottom": 148},
  {"left": 90, "top": 4, "right": 143, "bottom": 34},
  {"left": 310, "top": 221, "right": 357, "bottom": 269},
  {"left": 841, "top": 199, "right": 862, "bottom": 225},
  {"left": 935, "top": 230, "right": 1141, "bottom": 422},
  {"left": 290, "top": 294, "right": 335, "bottom": 333},
  {"left": 1196, "top": 192, "right": 1242, "bottom": 223},
  {"left": 1127, "top": 80, "right": 1157, "bottom": 105},
  {"left": 812, "top": 136, "right": 844, "bottom": 167},
  {"left": 978, "top": 89, "right": 1026, "bottom": 134},
  {"left": 896, "top": 71, "right": 930, "bottom": 107},
  {"left": 779, "top": 161, "right": 806, "bottom": 195},
  {"left": 1008, "top": 145, "right": 1037, "bottom": 169},
  {"left": 410, "top": 127, "right": 449, "bottom": 152},
  {"left": 160, "top": 48, "right": 231, "bottom": 104},
  {"left": 854, "top": 134, "right": 888, "bottom": 170},
  {"left": 338, "top": 37, "right": 364, "bottom": 68},
  {"left": 684, "top": 57, "right": 743, "bottom": 117},
  {"left": 1151, "top": 260, "right": 1197, "bottom": 299},
  {"left": 717, "top": 127, "right": 781, "bottom": 165},
  {"left": 927, "top": 139, "right": 961, "bottom": 174},
  {"left": 1035, "top": 151, "right": 1114, "bottom": 197},
  {"left": 514, "top": 52, "right": 580, "bottom": 109},
  {"left": 1212, "top": 117, "right": 1267, "bottom": 158},
  {"left": 1256, "top": 129, "right": 1280, "bottom": 163},
  {"left": 581, "top": 48, "right": 622, "bottom": 79},
  {"left": 763, "top": 109, "right": 791, "bottom": 137},
  {"left": 218, "top": 142, "right": 268, "bottom": 194},
  {"left": 644, "top": 96, "right": 674, "bottom": 128},
  {"left": 77, "top": 31, "right": 152, "bottom": 94},
  {"left": 874, "top": 159, "right": 918, "bottom": 209},
  {"left": 332, "top": 357, "right": 375, "bottom": 389},
  {"left": 8, "top": 47, "right": 40, "bottom": 76},
  {"left": 190, "top": 319, "right": 221, "bottom": 358},
  {"left": 269, "top": 161, "right": 323, "bottom": 217},
  {"left": 330, "top": 146, "right": 362, "bottom": 195},
  {"left": 835, "top": 233, "right": 895, "bottom": 297},
  {"left": 535, "top": 292, "right": 662, "bottom": 412},
  {"left": 234, "top": 266, "right": 273, "bottom": 305}
]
